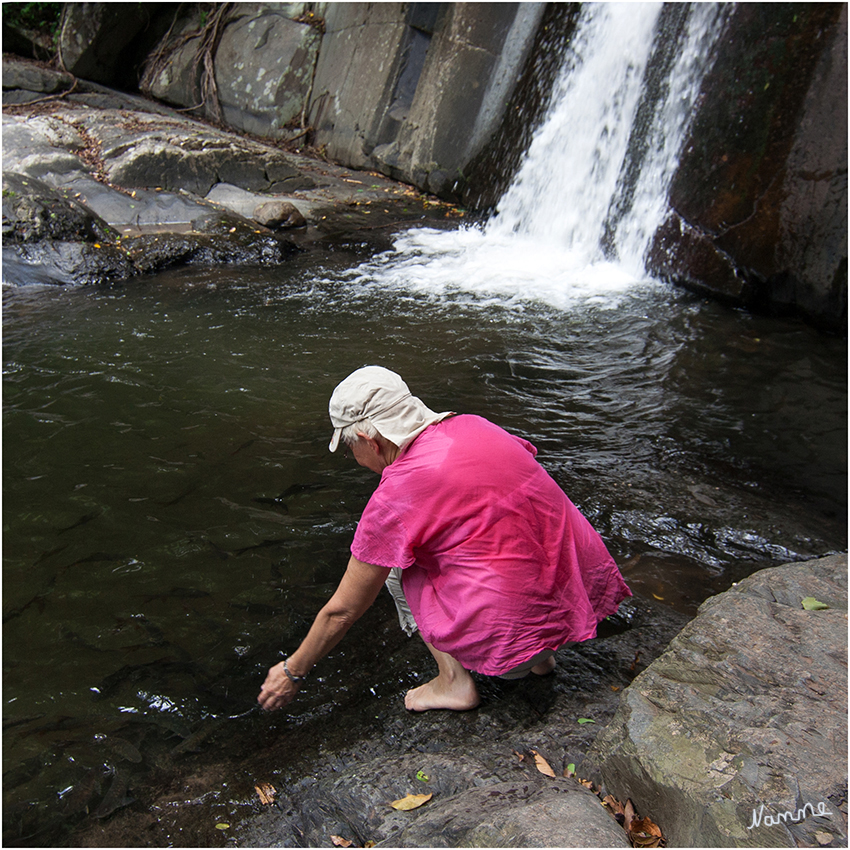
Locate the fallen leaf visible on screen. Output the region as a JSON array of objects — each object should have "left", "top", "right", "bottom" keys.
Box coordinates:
[
  {"left": 577, "top": 777, "right": 595, "bottom": 790},
  {"left": 254, "top": 782, "right": 277, "bottom": 805},
  {"left": 603, "top": 794, "right": 623, "bottom": 812},
  {"left": 390, "top": 793, "right": 432, "bottom": 811},
  {"left": 602, "top": 794, "right": 624, "bottom": 820},
  {"left": 623, "top": 799, "right": 637, "bottom": 832},
  {"left": 611, "top": 685, "right": 620, "bottom": 691},
  {"left": 215, "top": 823, "right": 230, "bottom": 830},
  {"left": 531, "top": 750, "right": 555, "bottom": 777},
  {"left": 364, "top": 842, "right": 376, "bottom": 848},
  {"left": 512, "top": 750, "right": 525, "bottom": 762},
  {"left": 416, "top": 770, "right": 429, "bottom": 782},
  {"left": 802, "top": 596, "right": 829, "bottom": 610},
  {"left": 577, "top": 717, "right": 595, "bottom": 725},
  {"left": 815, "top": 829, "right": 834, "bottom": 845},
  {"left": 629, "top": 815, "right": 663, "bottom": 847},
  {"left": 330, "top": 836, "right": 353, "bottom": 847},
  {"left": 564, "top": 763, "right": 576, "bottom": 778}
]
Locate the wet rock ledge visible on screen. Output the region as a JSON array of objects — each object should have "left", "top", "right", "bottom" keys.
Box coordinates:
[{"left": 1, "top": 57, "right": 464, "bottom": 287}]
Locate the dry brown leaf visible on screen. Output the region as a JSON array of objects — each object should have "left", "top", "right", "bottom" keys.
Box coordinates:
[
  {"left": 254, "top": 782, "right": 276, "bottom": 806},
  {"left": 330, "top": 836, "right": 353, "bottom": 847},
  {"left": 531, "top": 750, "right": 555, "bottom": 777},
  {"left": 623, "top": 798, "right": 637, "bottom": 831},
  {"left": 629, "top": 816, "right": 663, "bottom": 847},
  {"left": 577, "top": 777, "right": 595, "bottom": 790},
  {"left": 390, "top": 793, "right": 432, "bottom": 811},
  {"left": 603, "top": 794, "right": 624, "bottom": 816},
  {"left": 512, "top": 750, "right": 525, "bottom": 762}
]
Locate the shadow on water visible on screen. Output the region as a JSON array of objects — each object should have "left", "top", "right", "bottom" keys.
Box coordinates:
[{"left": 2, "top": 254, "right": 846, "bottom": 845}]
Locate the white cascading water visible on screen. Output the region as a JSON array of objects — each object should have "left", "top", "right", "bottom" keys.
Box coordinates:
[{"left": 353, "top": 2, "right": 725, "bottom": 310}]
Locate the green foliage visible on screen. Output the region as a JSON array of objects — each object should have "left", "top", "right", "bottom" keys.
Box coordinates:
[{"left": 2, "top": 2, "right": 62, "bottom": 36}]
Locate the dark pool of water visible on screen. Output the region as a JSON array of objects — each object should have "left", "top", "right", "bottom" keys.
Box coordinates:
[{"left": 3, "top": 249, "right": 846, "bottom": 844}]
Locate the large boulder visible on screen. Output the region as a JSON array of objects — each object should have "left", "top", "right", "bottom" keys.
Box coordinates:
[{"left": 584, "top": 554, "right": 848, "bottom": 848}]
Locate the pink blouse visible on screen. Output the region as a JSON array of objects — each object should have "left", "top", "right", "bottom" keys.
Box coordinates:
[{"left": 351, "top": 415, "right": 631, "bottom": 675}]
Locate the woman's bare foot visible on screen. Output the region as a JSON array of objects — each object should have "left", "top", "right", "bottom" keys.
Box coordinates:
[
  {"left": 531, "top": 655, "right": 557, "bottom": 675},
  {"left": 404, "top": 673, "right": 480, "bottom": 712},
  {"left": 405, "top": 642, "right": 480, "bottom": 711}
]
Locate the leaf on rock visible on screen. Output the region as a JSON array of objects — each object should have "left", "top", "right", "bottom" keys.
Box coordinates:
[
  {"left": 390, "top": 793, "right": 432, "bottom": 811},
  {"left": 564, "top": 763, "right": 576, "bottom": 778},
  {"left": 577, "top": 717, "right": 595, "bottom": 725},
  {"left": 629, "top": 816, "right": 663, "bottom": 847},
  {"left": 623, "top": 798, "right": 637, "bottom": 832},
  {"left": 330, "top": 836, "right": 353, "bottom": 847},
  {"left": 802, "top": 596, "right": 829, "bottom": 610},
  {"left": 416, "top": 769, "right": 430, "bottom": 782},
  {"left": 531, "top": 750, "right": 555, "bottom": 777},
  {"left": 603, "top": 794, "right": 624, "bottom": 817},
  {"left": 215, "top": 823, "right": 230, "bottom": 830},
  {"left": 254, "top": 782, "right": 277, "bottom": 806}
]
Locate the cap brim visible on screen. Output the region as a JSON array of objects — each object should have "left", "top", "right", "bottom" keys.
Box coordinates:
[{"left": 329, "top": 428, "right": 342, "bottom": 452}]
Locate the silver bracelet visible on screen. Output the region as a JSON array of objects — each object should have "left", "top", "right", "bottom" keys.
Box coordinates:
[{"left": 283, "top": 658, "right": 306, "bottom": 683}]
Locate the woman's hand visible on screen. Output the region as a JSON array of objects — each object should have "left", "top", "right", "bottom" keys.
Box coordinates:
[
  {"left": 256, "top": 557, "right": 391, "bottom": 711},
  {"left": 257, "top": 661, "right": 301, "bottom": 711}
]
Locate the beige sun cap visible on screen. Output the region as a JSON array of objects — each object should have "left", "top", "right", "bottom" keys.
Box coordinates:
[{"left": 328, "top": 365, "right": 452, "bottom": 452}]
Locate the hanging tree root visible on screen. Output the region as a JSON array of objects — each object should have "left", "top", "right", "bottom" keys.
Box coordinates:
[{"left": 139, "top": 3, "right": 237, "bottom": 121}]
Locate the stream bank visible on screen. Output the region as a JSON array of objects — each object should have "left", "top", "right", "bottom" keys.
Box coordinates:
[{"left": 2, "top": 57, "right": 466, "bottom": 289}]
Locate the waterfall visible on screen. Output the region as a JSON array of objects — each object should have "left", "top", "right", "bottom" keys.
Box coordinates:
[{"left": 354, "top": 2, "right": 725, "bottom": 310}]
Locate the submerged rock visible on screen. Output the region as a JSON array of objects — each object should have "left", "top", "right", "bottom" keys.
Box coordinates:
[{"left": 583, "top": 554, "right": 848, "bottom": 848}]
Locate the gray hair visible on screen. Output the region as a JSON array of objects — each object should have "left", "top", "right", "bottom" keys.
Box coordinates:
[{"left": 340, "top": 418, "right": 380, "bottom": 447}]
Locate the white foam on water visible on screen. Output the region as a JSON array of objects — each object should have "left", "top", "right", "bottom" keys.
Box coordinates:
[
  {"left": 353, "top": 3, "right": 724, "bottom": 312},
  {"left": 355, "top": 225, "right": 642, "bottom": 312}
]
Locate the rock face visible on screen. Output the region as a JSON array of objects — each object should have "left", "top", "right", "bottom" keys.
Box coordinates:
[
  {"left": 144, "top": 4, "right": 322, "bottom": 135},
  {"left": 583, "top": 554, "right": 848, "bottom": 848},
  {"left": 648, "top": 4, "right": 848, "bottom": 332},
  {"left": 57, "top": 3, "right": 175, "bottom": 91},
  {"left": 134, "top": 2, "right": 549, "bottom": 200}
]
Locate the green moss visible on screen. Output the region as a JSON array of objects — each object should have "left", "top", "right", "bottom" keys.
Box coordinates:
[{"left": 2, "top": 2, "right": 62, "bottom": 37}]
